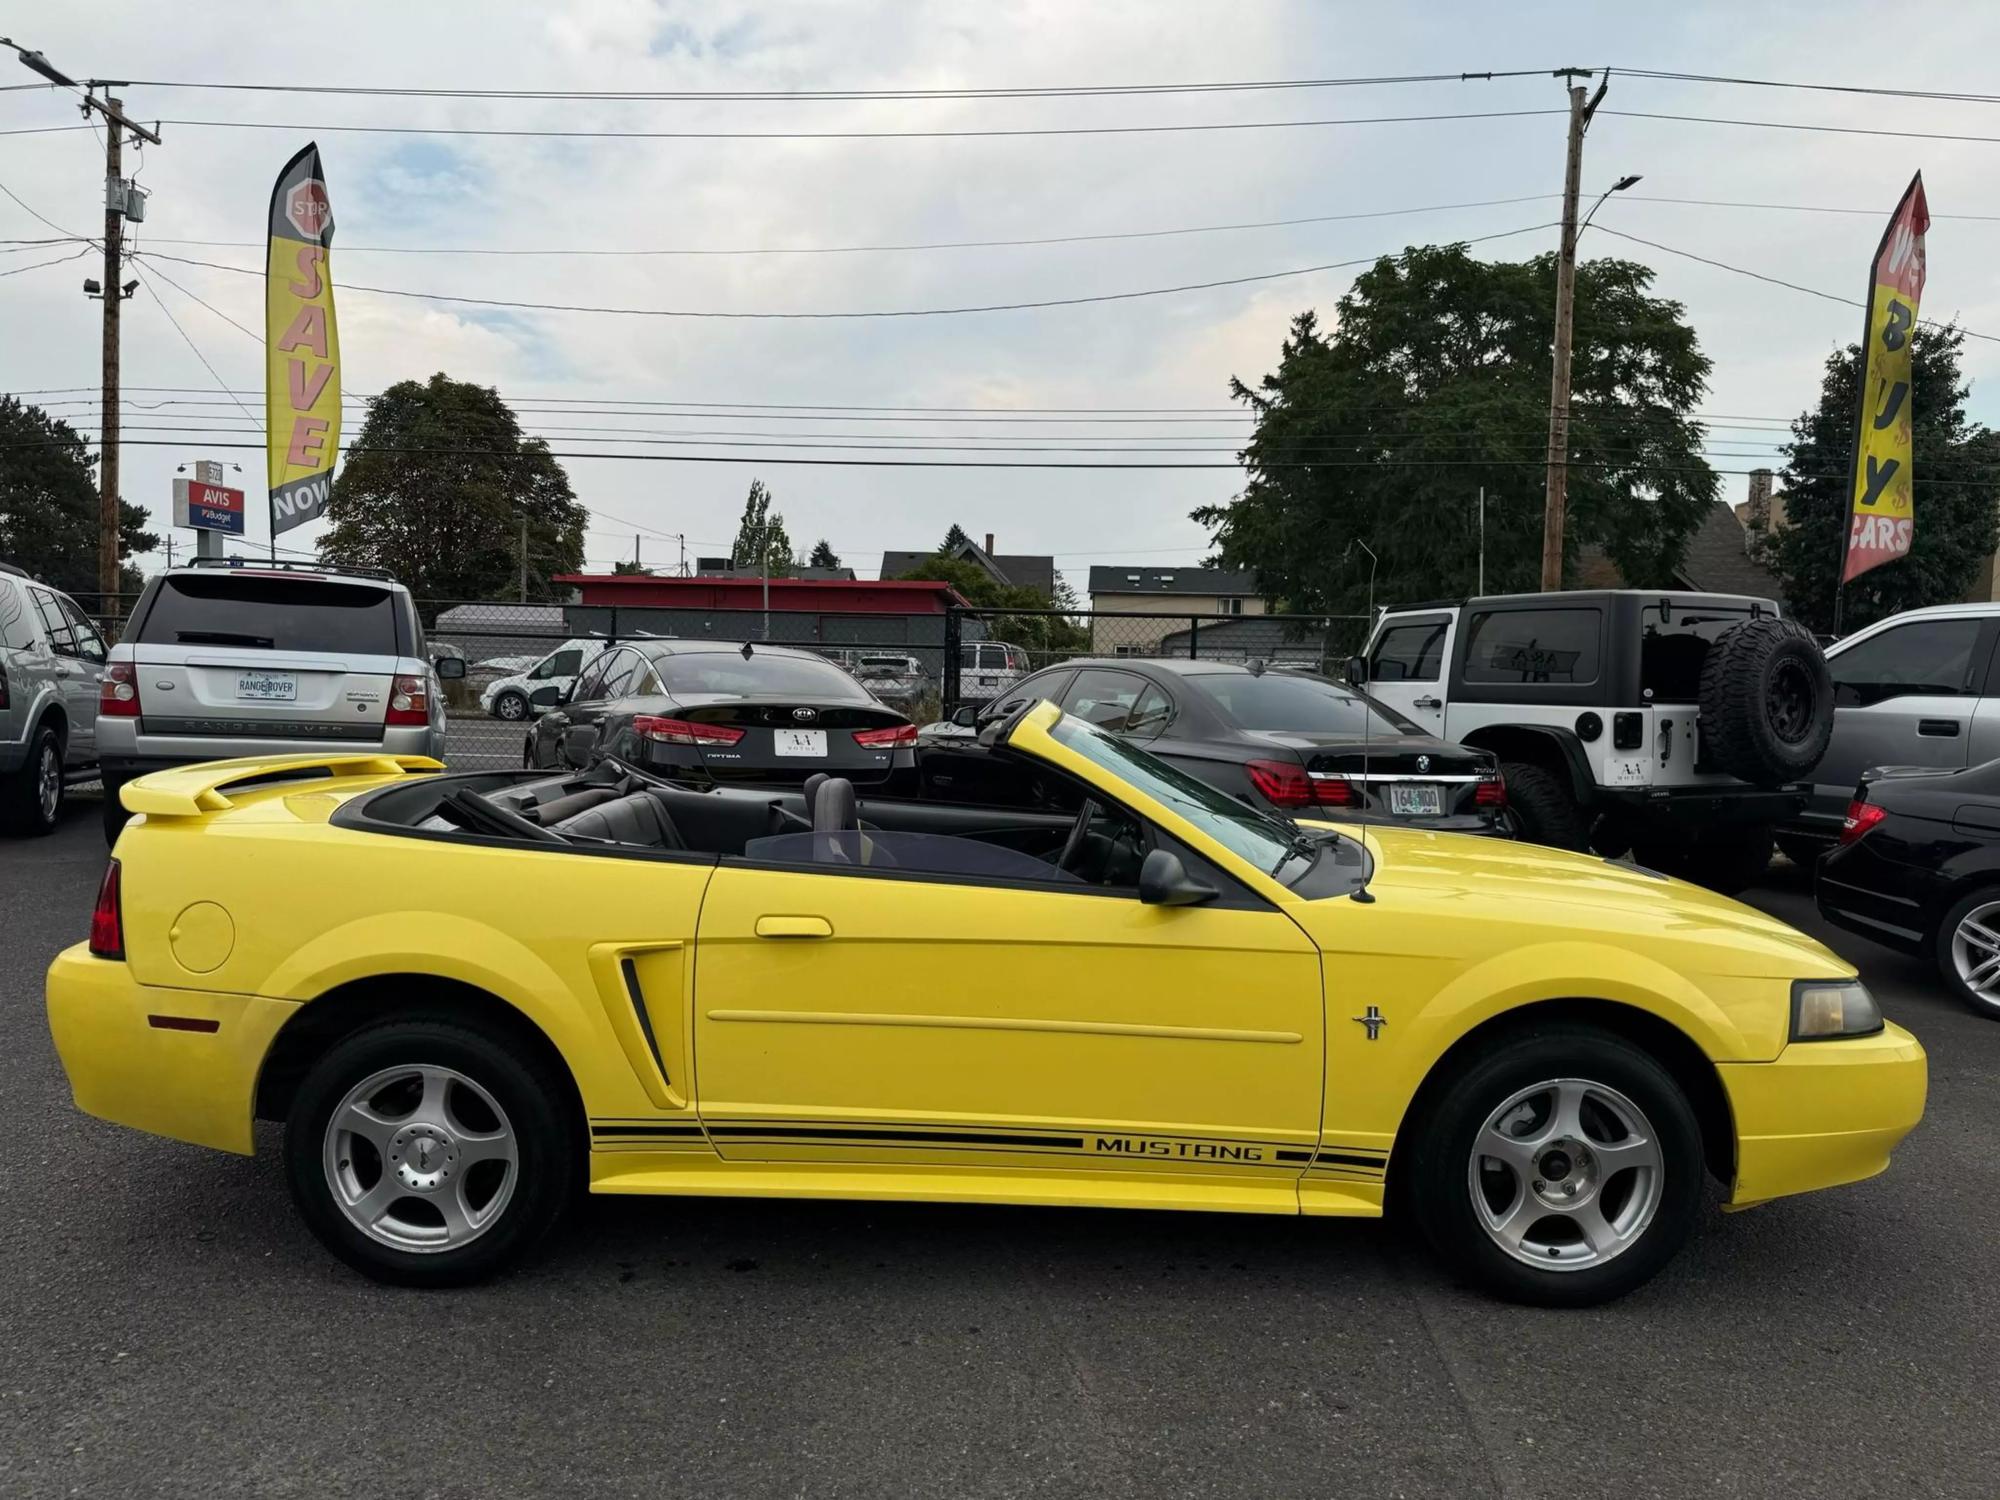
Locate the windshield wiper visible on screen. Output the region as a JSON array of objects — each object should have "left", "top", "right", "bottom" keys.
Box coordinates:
[{"left": 177, "top": 629, "right": 276, "bottom": 648}]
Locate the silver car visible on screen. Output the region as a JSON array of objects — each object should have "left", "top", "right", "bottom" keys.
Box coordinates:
[
  {"left": 98, "top": 560, "right": 463, "bottom": 843},
  {"left": 0, "top": 562, "right": 107, "bottom": 835},
  {"left": 1785, "top": 601, "right": 2000, "bottom": 859}
]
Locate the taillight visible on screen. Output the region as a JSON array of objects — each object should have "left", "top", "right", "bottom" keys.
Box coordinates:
[
  {"left": 1475, "top": 774, "right": 1507, "bottom": 808},
  {"left": 98, "top": 660, "right": 140, "bottom": 717},
  {"left": 632, "top": 715, "right": 745, "bottom": 746},
  {"left": 385, "top": 673, "right": 430, "bottom": 726},
  {"left": 1840, "top": 798, "right": 1886, "bottom": 845},
  {"left": 1311, "top": 775, "right": 1357, "bottom": 807},
  {"left": 852, "top": 723, "right": 917, "bottom": 748},
  {"left": 1246, "top": 759, "right": 1313, "bottom": 808},
  {"left": 89, "top": 859, "right": 123, "bottom": 959}
]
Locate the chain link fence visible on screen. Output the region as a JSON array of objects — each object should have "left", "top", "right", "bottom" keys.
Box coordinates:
[{"left": 64, "top": 586, "right": 1373, "bottom": 771}]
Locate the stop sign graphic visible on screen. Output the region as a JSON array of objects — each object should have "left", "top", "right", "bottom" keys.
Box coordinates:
[{"left": 287, "top": 180, "right": 331, "bottom": 239}]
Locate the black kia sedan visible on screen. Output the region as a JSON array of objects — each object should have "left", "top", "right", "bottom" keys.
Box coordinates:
[
  {"left": 1817, "top": 755, "right": 2000, "bottom": 1020},
  {"left": 921, "top": 657, "right": 1504, "bottom": 833},
  {"left": 525, "top": 639, "right": 918, "bottom": 791}
]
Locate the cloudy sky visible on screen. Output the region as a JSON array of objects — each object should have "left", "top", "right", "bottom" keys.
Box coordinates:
[{"left": 4, "top": 1, "right": 1998, "bottom": 596}]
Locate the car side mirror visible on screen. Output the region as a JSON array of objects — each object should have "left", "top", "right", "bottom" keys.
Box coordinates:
[
  {"left": 530, "top": 685, "right": 564, "bottom": 709},
  {"left": 1345, "top": 654, "right": 1369, "bottom": 685},
  {"left": 951, "top": 705, "right": 980, "bottom": 728},
  {"left": 1138, "top": 848, "right": 1218, "bottom": 907},
  {"left": 435, "top": 654, "right": 467, "bottom": 681}
]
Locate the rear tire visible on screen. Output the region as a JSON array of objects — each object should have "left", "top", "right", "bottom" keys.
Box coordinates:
[
  {"left": 1406, "top": 1023, "right": 1704, "bottom": 1307},
  {"left": 1497, "top": 761, "right": 1589, "bottom": 851},
  {"left": 0, "top": 725, "right": 63, "bottom": 836},
  {"left": 283, "top": 1015, "right": 579, "bottom": 1287},
  {"left": 1932, "top": 886, "right": 2000, "bottom": 1021}
]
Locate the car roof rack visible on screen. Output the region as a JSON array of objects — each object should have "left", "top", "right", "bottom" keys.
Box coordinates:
[
  {"left": 181, "top": 557, "right": 398, "bottom": 583},
  {"left": 0, "top": 560, "right": 30, "bottom": 579}
]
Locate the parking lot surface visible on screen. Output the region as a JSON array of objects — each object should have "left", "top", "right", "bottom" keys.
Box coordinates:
[{"left": 3, "top": 801, "right": 1995, "bottom": 1499}]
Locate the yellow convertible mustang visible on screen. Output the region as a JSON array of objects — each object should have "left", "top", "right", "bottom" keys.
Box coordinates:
[{"left": 46, "top": 701, "right": 1925, "bottom": 1305}]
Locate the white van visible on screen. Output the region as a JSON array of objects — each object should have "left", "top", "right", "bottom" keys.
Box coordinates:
[{"left": 480, "top": 637, "right": 613, "bottom": 722}]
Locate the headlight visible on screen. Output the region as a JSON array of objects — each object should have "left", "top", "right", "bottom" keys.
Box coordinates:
[{"left": 1790, "top": 979, "right": 1885, "bottom": 1041}]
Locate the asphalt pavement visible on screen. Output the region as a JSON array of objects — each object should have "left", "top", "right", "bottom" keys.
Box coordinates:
[{"left": 3, "top": 799, "right": 1995, "bottom": 1499}]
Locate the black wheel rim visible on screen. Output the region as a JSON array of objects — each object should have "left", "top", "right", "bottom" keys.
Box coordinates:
[{"left": 1766, "top": 660, "right": 1815, "bottom": 744}]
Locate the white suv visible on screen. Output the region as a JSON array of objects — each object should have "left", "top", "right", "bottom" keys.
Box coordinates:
[{"left": 98, "top": 560, "right": 463, "bottom": 842}]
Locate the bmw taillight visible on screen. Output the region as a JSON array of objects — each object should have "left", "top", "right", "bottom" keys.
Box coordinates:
[
  {"left": 852, "top": 723, "right": 917, "bottom": 748},
  {"left": 632, "top": 715, "right": 745, "bottom": 746},
  {"left": 1474, "top": 773, "right": 1507, "bottom": 808},
  {"left": 385, "top": 673, "right": 430, "bottom": 726},
  {"left": 89, "top": 859, "right": 124, "bottom": 959},
  {"left": 1840, "top": 798, "right": 1886, "bottom": 845},
  {"left": 1311, "top": 774, "right": 1357, "bottom": 807},
  {"left": 98, "top": 660, "right": 140, "bottom": 717},
  {"left": 1246, "top": 760, "right": 1355, "bottom": 809}
]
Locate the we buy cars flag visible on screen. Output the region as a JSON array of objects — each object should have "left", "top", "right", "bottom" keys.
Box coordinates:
[
  {"left": 265, "top": 143, "right": 340, "bottom": 537},
  {"left": 1841, "top": 172, "right": 1930, "bottom": 584}
]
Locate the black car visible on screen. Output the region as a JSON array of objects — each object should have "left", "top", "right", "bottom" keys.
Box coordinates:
[
  {"left": 526, "top": 639, "right": 918, "bottom": 790},
  {"left": 923, "top": 657, "right": 1504, "bottom": 832},
  {"left": 1817, "top": 756, "right": 2000, "bottom": 1020}
]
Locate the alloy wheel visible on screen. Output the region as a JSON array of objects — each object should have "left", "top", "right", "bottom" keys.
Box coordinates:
[
  {"left": 1467, "top": 1077, "right": 1664, "bottom": 1271},
  {"left": 322, "top": 1064, "right": 519, "bottom": 1253},
  {"left": 36, "top": 742, "right": 60, "bottom": 823},
  {"left": 1951, "top": 900, "right": 2000, "bottom": 1006}
]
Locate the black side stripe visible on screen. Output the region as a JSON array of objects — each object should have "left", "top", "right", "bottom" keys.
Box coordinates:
[
  {"left": 707, "top": 1125, "right": 1086, "bottom": 1149},
  {"left": 592, "top": 1124, "right": 705, "bottom": 1139},
  {"left": 1317, "top": 1151, "right": 1389, "bottom": 1169},
  {"left": 1275, "top": 1149, "right": 1315, "bottom": 1163}
]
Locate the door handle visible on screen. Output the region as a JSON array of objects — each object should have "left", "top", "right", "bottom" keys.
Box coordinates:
[
  {"left": 1918, "top": 718, "right": 1961, "bottom": 738},
  {"left": 755, "top": 915, "right": 834, "bottom": 939},
  {"left": 1413, "top": 696, "right": 1442, "bottom": 710}
]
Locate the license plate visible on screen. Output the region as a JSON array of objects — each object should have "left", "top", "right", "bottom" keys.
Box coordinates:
[
  {"left": 236, "top": 669, "right": 296, "bottom": 702},
  {"left": 773, "top": 729, "right": 827, "bottom": 757},
  {"left": 1389, "top": 783, "right": 1444, "bottom": 817}
]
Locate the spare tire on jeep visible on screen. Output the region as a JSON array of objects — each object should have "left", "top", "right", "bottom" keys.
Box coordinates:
[{"left": 1698, "top": 617, "right": 1833, "bottom": 785}]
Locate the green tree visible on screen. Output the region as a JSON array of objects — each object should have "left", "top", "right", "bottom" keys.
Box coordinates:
[
  {"left": 1193, "top": 245, "right": 1718, "bottom": 617},
  {"left": 806, "top": 538, "right": 842, "bottom": 570},
  {"left": 0, "top": 395, "right": 157, "bottom": 600},
  {"left": 318, "top": 374, "right": 584, "bottom": 609},
  {"left": 612, "top": 559, "right": 656, "bottom": 576},
  {"left": 895, "top": 554, "right": 1086, "bottom": 655},
  {"left": 939, "top": 523, "right": 973, "bottom": 553},
  {"left": 1764, "top": 325, "right": 2000, "bottom": 633},
  {"left": 730, "top": 479, "right": 793, "bottom": 577}
]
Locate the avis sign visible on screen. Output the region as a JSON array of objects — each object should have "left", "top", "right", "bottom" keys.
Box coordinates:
[
  {"left": 1843, "top": 173, "right": 1930, "bottom": 585},
  {"left": 172, "top": 476, "right": 247, "bottom": 536},
  {"left": 264, "top": 143, "right": 341, "bottom": 537}
]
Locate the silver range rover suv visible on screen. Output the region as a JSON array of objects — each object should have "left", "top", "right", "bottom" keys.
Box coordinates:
[{"left": 98, "top": 560, "right": 464, "bottom": 843}]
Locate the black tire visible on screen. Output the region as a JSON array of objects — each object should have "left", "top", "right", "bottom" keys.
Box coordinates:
[
  {"left": 0, "top": 724, "right": 63, "bottom": 836},
  {"left": 1497, "top": 760, "right": 1589, "bottom": 851},
  {"left": 101, "top": 771, "right": 131, "bottom": 846},
  {"left": 1406, "top": 1022, "right": 1705, "bottom": 1307},
  {"left": 1676, "top": 824, "right": 1773, "bottom": 896},
  {"left": 1931, "top": 886, "right": 2000, "bottom": 1021},
  {"left": 1774, "top": 833, "right": 1826, "bottom": 872},
  {"left": 1699, "top": 618, "right": 1833, "bottom": 785},
  {"left": 283, "top": 1014, "right": 579, "bottom": 1287},
  {"left": 492, "top": 690, "right": 529, "bottom": 723}
]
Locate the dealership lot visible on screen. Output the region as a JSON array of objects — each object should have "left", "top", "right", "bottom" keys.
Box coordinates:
[{"left": 4, "top": 804, "right": 1997, "bottom": 1499}]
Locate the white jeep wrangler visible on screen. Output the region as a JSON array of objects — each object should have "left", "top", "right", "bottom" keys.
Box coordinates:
[{"left": 1352, "top": 590, "right": 1834, "bottom": 892}]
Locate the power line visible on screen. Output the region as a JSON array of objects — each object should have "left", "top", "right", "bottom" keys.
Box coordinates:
[
  {"left": 132, "top": 252, "right": 262, "bottom": 341},
  {"left": 1600, "top": 107, "right": 2000, "bottom": 147},
  {"left": 130, "top": 222, "right": 1559, "bottom": 320},
  {"left": 103, "top": 69, "right": 1558, "bottom": 103},
  {"left": 0, "top": 244, "right": 89, "bottom": 276},
  {"left": 1587, "top": 223, "right": 2000, "bottom": 344},
  {"left": 126, "top": 107, "right": 1569, "bottom": 143},
  {"left": 1617, "top": 66, "right": 2000, "bottom": 107},
  {"left": 129, "top": 272, "right": 263, "bottom": 435}
]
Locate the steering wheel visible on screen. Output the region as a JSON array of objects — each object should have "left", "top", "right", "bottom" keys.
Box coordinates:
[{"left": 1056, "top": 798, "right": 1098, "bottom": 874}]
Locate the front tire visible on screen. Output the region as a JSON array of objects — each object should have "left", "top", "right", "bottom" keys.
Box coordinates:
[
  {"left": 0, "top": 725, "right": 64, "bottom": 836},
  {"left": 283, "top": 1016, "right": 578, "bottom": 1287},
  {"left": 1407, "top": 1023, "right": 1704, "bottom": 1307},
  {"left": 492, "top": 690, "right": 529, "bottom": 723}
]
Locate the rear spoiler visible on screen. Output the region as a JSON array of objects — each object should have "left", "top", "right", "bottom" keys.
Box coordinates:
[{"left": 121, "top": 754, "right": 443, "bottom": 817}]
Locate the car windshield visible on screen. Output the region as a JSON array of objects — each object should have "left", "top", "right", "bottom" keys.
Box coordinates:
[
  {"left": 1046, "top": 713, "right": 1311, "bottom": 880},
  {"left": 137, "top": 574, "right": 401, "bottom": 655},
  {"left": 655, "top": 651, "right": 875, "bottom": 700},
  {"left": 1196, "top": 670, "right": 1421, "bottom": 736}
]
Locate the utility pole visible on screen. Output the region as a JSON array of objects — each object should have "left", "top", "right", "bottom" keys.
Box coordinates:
[
  {"left": 2, "top": 43, "right": 161, "bottom": 621},
  {"left": 1539, "top": 68, "right": 1604, "bottom": 592},
  {"left": 518, "top": 512, "right": 528, "bottom": 602}
]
